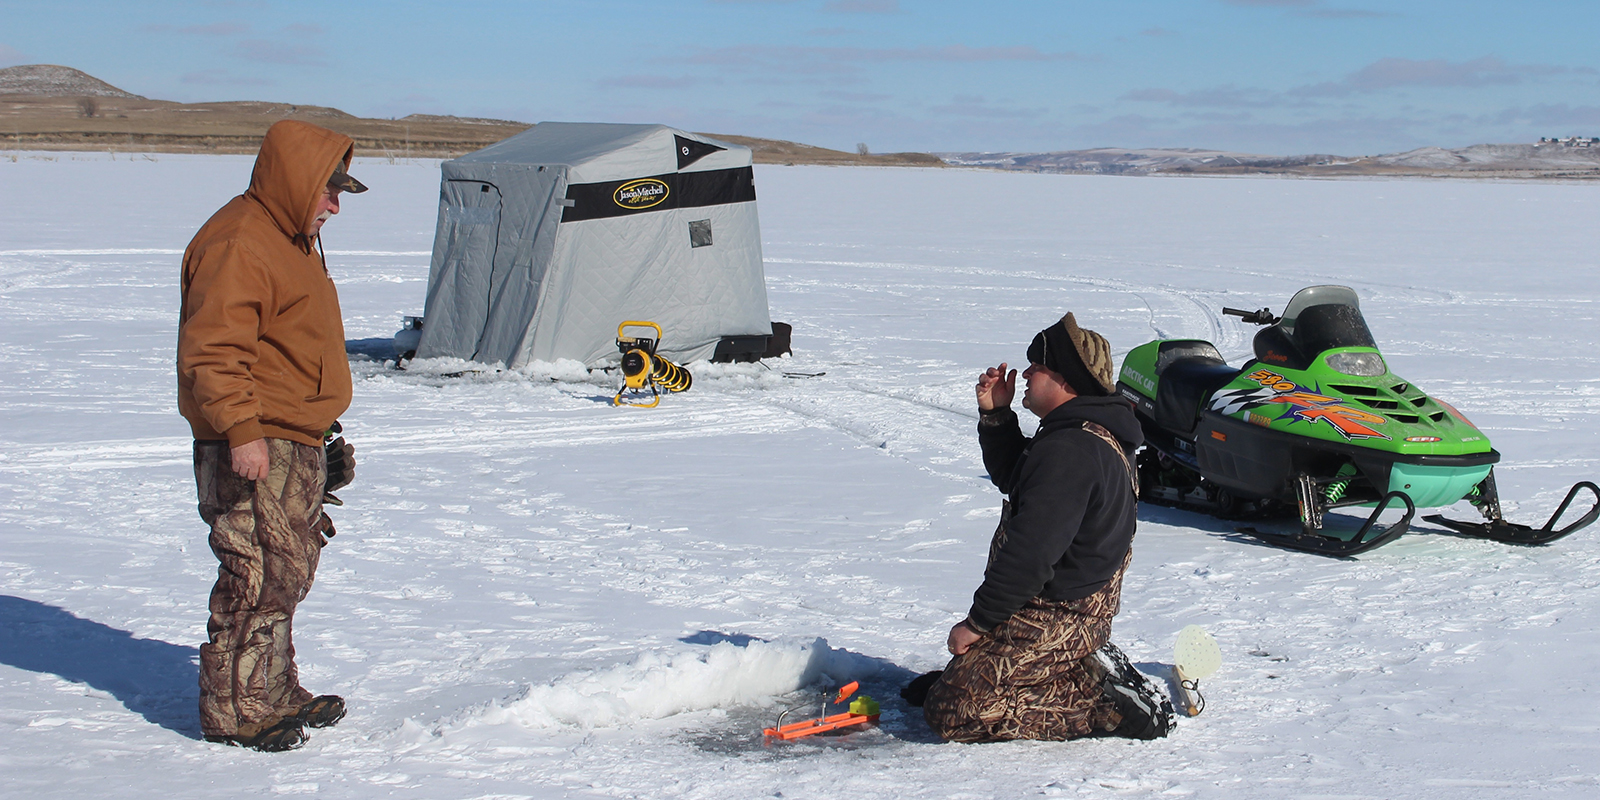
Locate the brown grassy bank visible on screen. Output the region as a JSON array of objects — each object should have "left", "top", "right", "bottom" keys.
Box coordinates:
[{"left": 0, "top": 93, "right": 944, "bottom": 166}]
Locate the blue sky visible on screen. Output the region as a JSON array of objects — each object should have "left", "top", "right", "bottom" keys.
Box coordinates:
[{"left": 4, "top": 0, "right": 1600, "bottom": 155}]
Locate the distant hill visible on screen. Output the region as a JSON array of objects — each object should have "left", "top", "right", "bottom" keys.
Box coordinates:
[
  {"left": 943, "top": 147, "right": 1333, "bottom": 175},
  {"left": 699, "top": 133, "right": 942, "bottom": 167},
  {"left": 1367, "top": 143, "right": 1600, "bottom": 175},
  {"left": 942, "top": 143, "right": 1600, "bottom": 179},
  {"left": 9, "top": 66, "right": 1587, "bottom": 177},
  {"left": 0, "top": 65, "right": 144, "bottom": 98},
  {"left": 0, "top": 65, "right": 942, "bottom": 165}
]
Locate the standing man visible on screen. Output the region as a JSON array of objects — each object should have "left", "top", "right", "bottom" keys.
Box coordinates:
[
  {"left": 910, "top": 313, "right": 1173, "bottom": 742},
  {"left": 178, "top": 119, "right": 364, "bottom": 752}
]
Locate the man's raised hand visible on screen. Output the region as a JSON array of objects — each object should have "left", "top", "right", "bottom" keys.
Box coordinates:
[{"left": 976, "top": 362, "right": 1017, "bottom": 411}]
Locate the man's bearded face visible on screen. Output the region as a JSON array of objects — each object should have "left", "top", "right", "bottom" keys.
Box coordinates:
[{"left": 308, "top": 186, "right": 342, "bottom": 236}]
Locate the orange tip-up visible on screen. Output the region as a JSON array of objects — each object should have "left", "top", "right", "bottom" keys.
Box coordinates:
[
  {"left": 833, "top": 681, "right": 859, "bottom": 705},
  {"left": 762, "top": 687, "right": 881, "bottom": 742},
  {"left": 762, "top": 710, "right": 876, "bottom": 740}
]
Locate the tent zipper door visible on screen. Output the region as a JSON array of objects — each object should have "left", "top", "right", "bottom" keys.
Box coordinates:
[{"left": 438, "top": 179, "right": 503, "bottom": 362}]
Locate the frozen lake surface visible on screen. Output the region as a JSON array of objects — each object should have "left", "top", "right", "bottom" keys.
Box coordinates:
[{"left": 2, "top": 152, "right": 1599, "bottom": 798}]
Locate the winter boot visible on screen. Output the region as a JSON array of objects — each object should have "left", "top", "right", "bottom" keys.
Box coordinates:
[
  {"left": 900, "top": 670, "right": 944, "bottom": 707},
  {"left": 295, "top": 695, "right": 346, "bottom": 729},
  {"left": 1086, "top": 642, "right": 1175, "bottom": 740},
  {"left": 204, "top": 716, "right": 308, "bottom": 752}
]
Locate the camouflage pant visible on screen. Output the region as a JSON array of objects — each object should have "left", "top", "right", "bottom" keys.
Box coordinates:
[
  {"left": 193, "top": 438, "right": 325, "bottom": 738},
  {"left": 923, "top": 552, "right": 1130, "bottom": 743}
]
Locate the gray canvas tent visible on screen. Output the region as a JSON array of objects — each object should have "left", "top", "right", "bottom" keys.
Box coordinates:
[{"left": 414, "top": 122, "right": 773, "bottom": 367}]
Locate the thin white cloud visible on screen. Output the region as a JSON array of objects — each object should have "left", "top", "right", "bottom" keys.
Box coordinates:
[
  {"left": 1297, "top": 56, "right": 1586, "bottom": 96},
  {"left": 1066, "top": 111, "right": 1426, "bottom": 156},
  {"left": 821, "top": 89, "right": 893, "bottom": 102},
  {"left": 597, "top": 75, "right": 702, "bottom": 89},
  {"left": 1487, "top": 103, "right": 1600, "bottom": 128},
  {"left": 1122, "top": 85, "right": 1285, "bottom": 108},
  {"left": 929, "top": 94, "right": 1042, "bottom": 118},
  {"left": 824, "top": 0, "right": 901, "bottom": 12},
  {"left": 685, "top": 43, "right": 1080, "bottom": 67},
  {"left": 1222, "top": 0, "right": 1390, "bottom": 18},
  {"left": 0, "top": 44, "right": 27, "bottom": 66},
  {"left": 145, "top": 22, "right": 251, "bottom": 36},
  {"left": 181, "top": 68, "right": 273, "bottom": 87},
  {"left": 1126, "top": 57, "right": 1592, "bottom": 115},
  {"left": 1302, "top": 8, "right": 1391, "bottom": 18},
  {"left": 236, "top": 40, "right": 329, "bottom": 67}
]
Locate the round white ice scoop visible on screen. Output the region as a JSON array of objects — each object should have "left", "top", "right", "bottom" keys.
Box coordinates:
[{"left": 1173, "top": 625, "right": 1221, "bottom": 717}]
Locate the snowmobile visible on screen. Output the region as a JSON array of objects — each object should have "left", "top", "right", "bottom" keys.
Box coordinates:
[{"left": 1115, "top": 285, "right": 1598, "bottom": 556}]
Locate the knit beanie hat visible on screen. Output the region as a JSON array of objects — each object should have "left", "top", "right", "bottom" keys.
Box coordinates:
[{"left": 1026, "top": 312, "right": 1115, "bottom": 396}]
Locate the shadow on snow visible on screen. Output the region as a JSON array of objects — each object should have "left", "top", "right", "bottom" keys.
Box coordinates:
[{"left": 0, "top": 595, "right": 201, "bottom": 739}]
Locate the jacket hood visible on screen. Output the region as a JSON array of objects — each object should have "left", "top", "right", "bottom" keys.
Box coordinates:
[
  {"left": 1040, "top": 394, "right": 1144, "bottom": 451},
  {"left": 246, "top": 120, "right": 354, "bottom": 246}
]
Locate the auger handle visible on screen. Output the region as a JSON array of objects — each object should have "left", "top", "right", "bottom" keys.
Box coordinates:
[{"left": 616, "top": 320, "right": 663, "bottom": 345}]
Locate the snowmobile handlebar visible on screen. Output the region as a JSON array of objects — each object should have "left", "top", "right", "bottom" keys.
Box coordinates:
[{"left": 1223, "top": 306, "right": 1281, "bottom": 325}]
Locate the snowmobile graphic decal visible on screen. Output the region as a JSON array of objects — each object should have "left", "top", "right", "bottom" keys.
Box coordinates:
[{"left": 1208, "top": 369, "right": 1392, "bottom": 441}]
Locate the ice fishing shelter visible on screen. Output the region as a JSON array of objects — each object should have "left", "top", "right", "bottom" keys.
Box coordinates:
[{"left": 415, "top": 122, "right": 773, "bottom": 367}]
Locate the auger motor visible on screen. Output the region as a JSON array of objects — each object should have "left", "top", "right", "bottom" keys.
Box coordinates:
[{"left": 614, "top": 321, "right": 692, "bottom": 408}]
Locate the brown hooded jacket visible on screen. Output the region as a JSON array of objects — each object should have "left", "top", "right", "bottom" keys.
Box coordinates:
[{"left": 177, "top": 120, "right": 355, "bottom": 448}]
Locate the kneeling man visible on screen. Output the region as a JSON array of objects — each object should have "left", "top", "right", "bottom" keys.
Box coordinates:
[{"left": 913, "top": 312, "right": 1172, "bottom": 742}]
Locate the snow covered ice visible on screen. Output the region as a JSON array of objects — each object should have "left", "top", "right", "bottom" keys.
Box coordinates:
[{"left": 3, "top": 151, "right": 1600, "bottom": 798}]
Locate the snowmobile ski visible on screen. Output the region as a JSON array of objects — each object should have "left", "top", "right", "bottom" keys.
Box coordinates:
[
  {"left": 1424, "top": 474, "right": 1600, "bottom": 545},
  {"left": 1239, "top": 488, "right": 1415, "bottom": 557}
]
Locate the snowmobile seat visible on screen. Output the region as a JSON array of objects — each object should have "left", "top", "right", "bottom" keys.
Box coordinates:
[
  {"left": 1155, "top": 347, "right": 1240, "bottom": 435},
  {"left": 1154, "top": 339, "right": 1225, "bottom": 373}
]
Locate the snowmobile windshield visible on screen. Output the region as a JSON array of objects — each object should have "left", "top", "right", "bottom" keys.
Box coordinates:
[
  {"left": 1279, "top": 285, "right": 1361, "bottom": 334},
  {"left": 1291, "top": 303, "right": 1378, "bottom": 357}
]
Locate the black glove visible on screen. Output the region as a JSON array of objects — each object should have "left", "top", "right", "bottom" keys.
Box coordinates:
[{"left": 323, "top": 421, "right": 355, "bottom": 505}]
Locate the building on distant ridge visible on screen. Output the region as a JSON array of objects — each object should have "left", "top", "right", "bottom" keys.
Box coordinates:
[{"left": 1537, "top": 137, "right": 1600, "bottom": 147}]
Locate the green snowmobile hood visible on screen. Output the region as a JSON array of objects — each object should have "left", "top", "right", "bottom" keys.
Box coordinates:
[{"left": 1119, "top": 340, "right": 1494, "bottom": 460}]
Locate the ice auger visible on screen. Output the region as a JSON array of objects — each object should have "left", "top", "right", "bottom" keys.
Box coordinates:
[{"left": 613, "top": 321, "right": 693, "bottom": 408}]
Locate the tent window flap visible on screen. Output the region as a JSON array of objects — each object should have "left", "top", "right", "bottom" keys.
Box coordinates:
[{"left": 689, "top": 219, "right": 713, "bottom": 248}]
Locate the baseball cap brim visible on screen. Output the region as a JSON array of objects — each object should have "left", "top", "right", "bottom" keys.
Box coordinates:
[{"left": 328, "top": 163, "right": 368, "bottom": 194}]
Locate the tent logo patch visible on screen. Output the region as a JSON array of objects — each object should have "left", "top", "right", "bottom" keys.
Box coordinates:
[{"left": 614, "top": 179, "right": 670, "bottom": 210}]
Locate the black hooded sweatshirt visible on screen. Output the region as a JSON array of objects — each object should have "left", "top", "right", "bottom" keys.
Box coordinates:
[{"left": 966, "top": 394, "right": 1144, "bottom": 633}]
